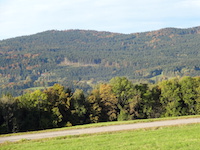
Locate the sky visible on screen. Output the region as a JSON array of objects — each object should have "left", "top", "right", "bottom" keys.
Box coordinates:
[{"left": 1, "top": 0, "right": 200, "bottom": 40}]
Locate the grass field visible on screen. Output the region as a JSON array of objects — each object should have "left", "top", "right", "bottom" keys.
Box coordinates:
[
  {"left": 25, "top": 86, "right": 51, "bottom": 91},
  {"left": 1, "top": 123, "right": 200, "bottom": 150}
]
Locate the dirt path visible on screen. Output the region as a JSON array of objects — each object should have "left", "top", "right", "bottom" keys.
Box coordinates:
[{"left": 1, "top": 117, "right": 200, "bottom": 143}]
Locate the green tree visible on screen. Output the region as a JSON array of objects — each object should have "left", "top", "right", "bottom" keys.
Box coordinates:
[
  {"left": 159, "top": 78, "right": 184, "bottom": 117},
  {"left": 193, "top": 77, "right": 200, "bottom": 114},
  {"left": 44, "top": 84, "right": 73, "bottom": 127},
  {"left": 71, "top": 89, "right": 87, "bottom": 125},
  {"left": 16, "top": 92, "right": 40, "bottom": 131},
  {"left": 180, "top": 76, "right": 199, "bottom": 115},
  {"left": 109, "top": 77, "right": 137, "bottom": 121},
  {"left": 134, "top": 84, "right": 162, "bottom": 119},
  {"left": 17, "top": 90, "right": 54, "bottom": 131},
  {"left": 0, "top": 94, "right": 17, "bottom": 133}
]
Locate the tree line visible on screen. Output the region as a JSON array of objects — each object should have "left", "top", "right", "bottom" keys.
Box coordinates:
[{"left": 1, "top": 76, "right": 200, "bottom": 134}]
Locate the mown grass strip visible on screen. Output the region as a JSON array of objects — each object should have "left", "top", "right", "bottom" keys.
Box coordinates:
[{"left": 1, "top": 115, "right": 200, "bottom": 137}]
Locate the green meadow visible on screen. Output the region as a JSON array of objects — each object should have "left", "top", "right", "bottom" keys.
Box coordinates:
[{"left": 1, "top": 123, "right": 200, "bottom": 150}]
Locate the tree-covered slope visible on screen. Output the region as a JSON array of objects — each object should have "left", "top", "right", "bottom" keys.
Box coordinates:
[{"left": 0, "top": 26, "right": 200, "bottom": 95}]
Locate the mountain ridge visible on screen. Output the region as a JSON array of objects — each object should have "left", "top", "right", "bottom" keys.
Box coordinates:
[{"left": 2, "top": 25, "right": 200, "bottom": 41}]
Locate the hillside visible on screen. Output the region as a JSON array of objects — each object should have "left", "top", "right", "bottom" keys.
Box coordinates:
[{"left": 0, "top": 26, "right": 200, "bottom": 95}]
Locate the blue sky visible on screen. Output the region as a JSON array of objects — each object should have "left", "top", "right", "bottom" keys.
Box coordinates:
[{"left": 1, "top": 0, "right": 200, "bottom": 40}]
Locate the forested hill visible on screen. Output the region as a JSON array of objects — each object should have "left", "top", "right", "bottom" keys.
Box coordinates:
[{"left": 0, "top": 26, "right": 200, "bottom": 95}]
